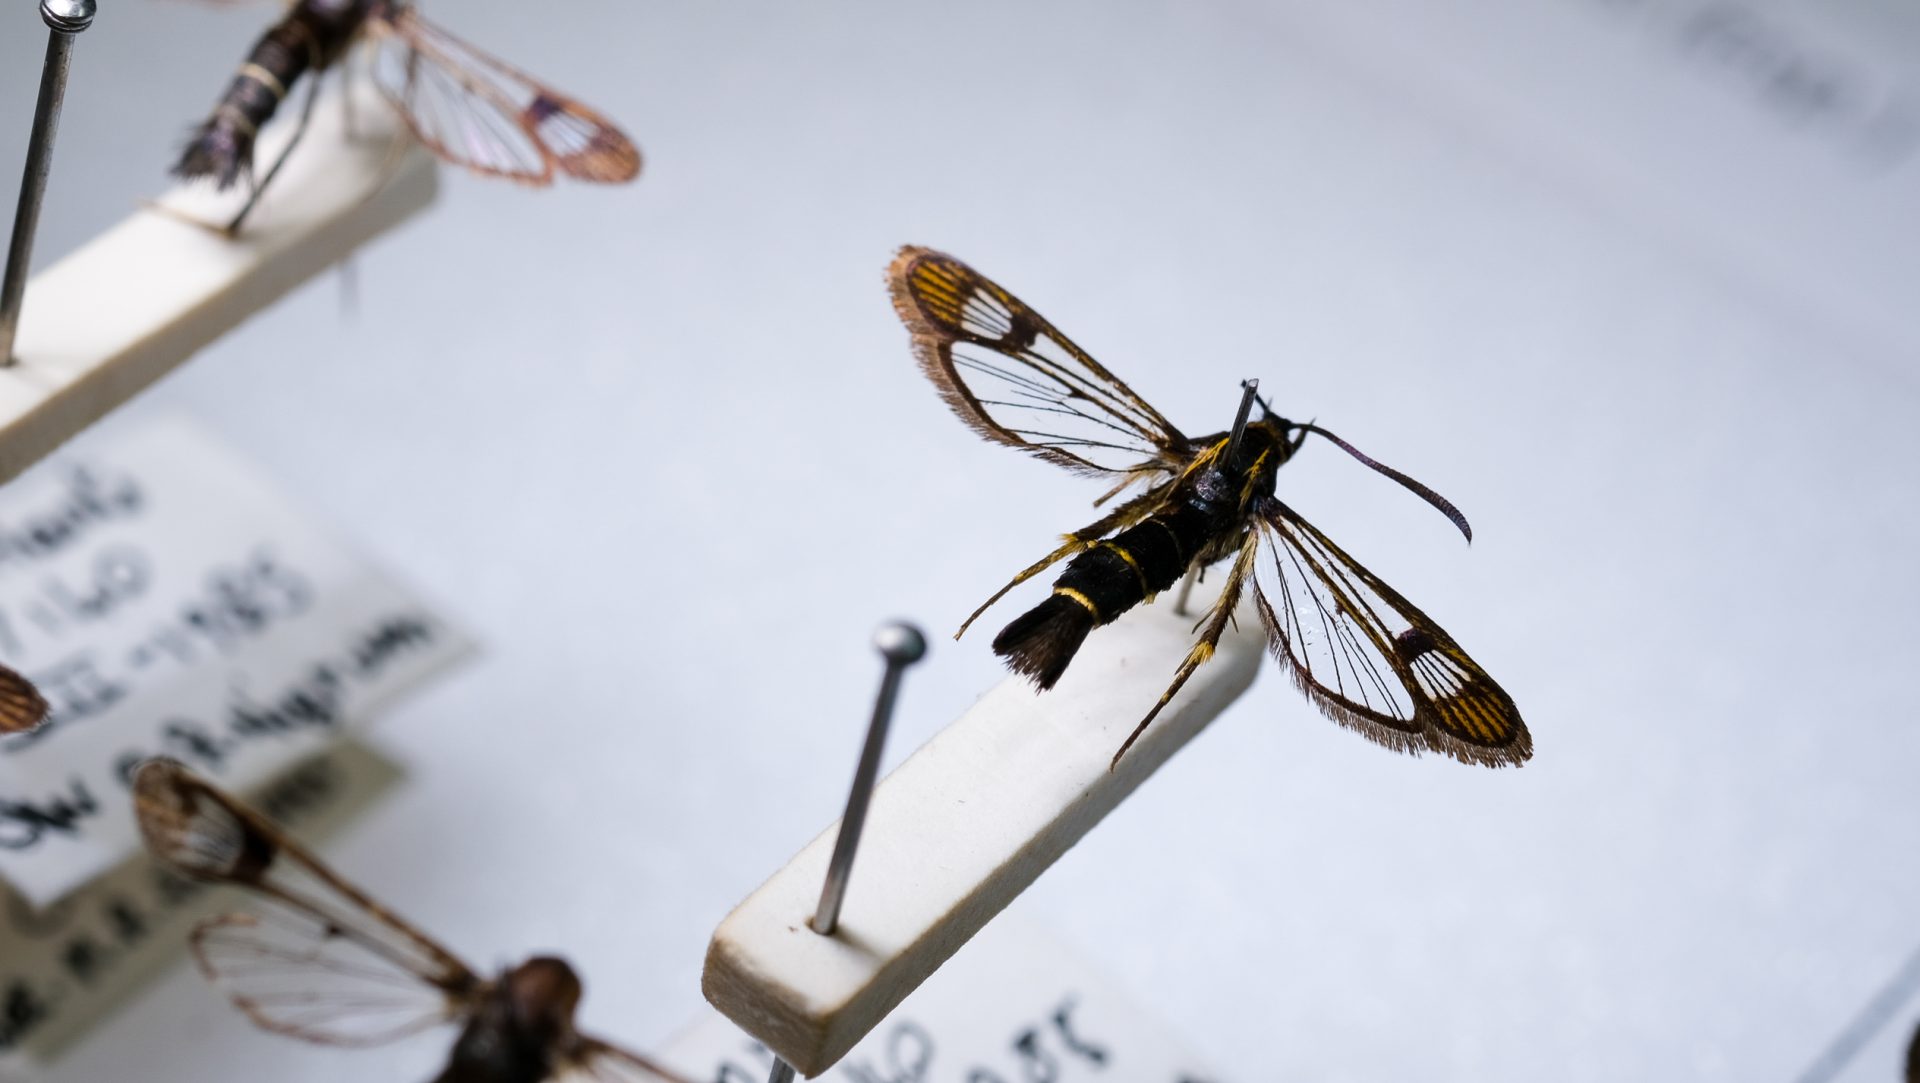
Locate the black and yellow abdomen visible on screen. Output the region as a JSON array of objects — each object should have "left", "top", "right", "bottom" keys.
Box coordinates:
[
  {"left": 1051, "top": 505, "right": 1213, "bottom": 624},
  {"left": 174, "top": 4, "right": 369, "bottom": 189},
  {"left": 993, "top": 498, "right": 1226, "bottom": 689}
]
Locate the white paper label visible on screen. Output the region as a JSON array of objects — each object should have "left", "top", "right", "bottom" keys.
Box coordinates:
[
  {"left": 662, "top": 914, "right": 1222, "bottom": 1083},
  {"left": 0, "top": 416, "right": 471, "bottom": 906}
]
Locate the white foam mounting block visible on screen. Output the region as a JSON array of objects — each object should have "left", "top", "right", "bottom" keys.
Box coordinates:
[
  {"left": 702, "top": 586, "right": 1264, "bottom": 1076},
  {"left": 0, "top": 81, "right": 437, "bottom": 485}
]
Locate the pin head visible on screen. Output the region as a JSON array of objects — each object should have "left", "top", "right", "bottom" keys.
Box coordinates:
[
  {"left": 41, "top": 0, "right": 95, "bottom": 33},
  {"left": 873, "top": 621, "right": 927, "bottom": 666}
]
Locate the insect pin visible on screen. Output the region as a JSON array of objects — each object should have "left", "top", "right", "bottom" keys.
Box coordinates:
[
  {"left": 888, "top": 246, "right": 1530, "bottom": 769},
  {"left": 132, "top": 758, "right": 688, "bottom": 1083},
  {"left": 173, "top": 0, "right": 640, "bottom": 235}
]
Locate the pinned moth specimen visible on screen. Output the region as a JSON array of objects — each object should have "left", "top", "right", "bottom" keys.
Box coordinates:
[
  {"left": 0, "top": 664, "right": 48, "bottom": 734},
  {"left": 132, "top": 759, "right": 686, "bottom": 1083},
  {"left": 176, "top": 0, "right": 640, "bottom": 234},
  {"left": 888, "top": 247, "right": 1530, "bottom": 768}
]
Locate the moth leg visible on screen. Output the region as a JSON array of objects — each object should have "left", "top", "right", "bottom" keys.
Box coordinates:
[
  {"left": 956, "top": 538, "right": 1081, "bottom": 639},
  {"left": 225, "top": 60, "right": 324, "bottom": 236},
  {"left": 1110, "top": 534, "right": 1258, "bottom": 769},
  {"left": 330, "top": 114, "right": 415, "bottom": 315},
  {"left": 957, "top": 486, "right": 1168, "bottom": 638},
  {"left": 339, "top": 50, "right": 361, "bottom": 141},
  {"left": 1172, "top": 564, "right": 1200, "bottom": 617},
  {"left": 1092, "top": 475, "right": 1134, "bottom": 507}
]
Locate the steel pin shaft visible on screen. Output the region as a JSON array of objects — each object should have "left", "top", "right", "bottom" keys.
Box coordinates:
[
  {"left": 767, "top": 622, "right": 927, "bottom": 1083},
  {"left": 0, "top": 0, "right": 96, "bottom": 367},
  {"left": 811, "top": 621, "right": 926, "bottom": 936},
  {"left": 1220, "top": 378, "right": 1260, "bottom": 469},
  {"left": 1177, "top": 379, "right": 1259, "bottom": 618}
]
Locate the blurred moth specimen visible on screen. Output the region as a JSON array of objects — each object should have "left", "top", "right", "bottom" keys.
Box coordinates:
[
  {"left": 133, "top": 759, "right": 686, "bottom": 1083},
  {"left": 176, "top": 0, "right": 640, "bottom": 233},
  {"left": 0, "top": 663, "right": 48, "bottom": 734},
  {"left": 888, "top": 247, "right": 1530, "bottom": 769}
]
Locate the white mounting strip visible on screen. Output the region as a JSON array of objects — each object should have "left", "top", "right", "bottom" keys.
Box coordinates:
[
  {"left": 703, "top": 587, "right": 1263, "bottom": 1076},
  {"left": 0, "top": 82, "right": 436, "bottom": 483}
]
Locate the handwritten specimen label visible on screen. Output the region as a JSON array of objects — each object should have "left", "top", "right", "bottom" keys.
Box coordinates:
[
  {"left": 666, "top": 914, "right": 1223, "bottom": 1083},
  {"left": 0, "top": 416, "right": 471, "bottom": 906}
]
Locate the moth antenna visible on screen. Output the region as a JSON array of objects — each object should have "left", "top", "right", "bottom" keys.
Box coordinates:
[{"left": 1297, "top": 424, "right": 1474, "bottom": 542}]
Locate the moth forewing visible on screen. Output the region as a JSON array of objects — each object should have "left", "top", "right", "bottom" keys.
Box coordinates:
[
  {"left": 1252, "top": 505, "right": 1530, "bottom": 767},
  {"left": 133, "top": 759, "right": 483, "bottom": 1043},
  {"left": 370, "top": 8, "right": 641, "bottom": 185},
  {"left": 886, "top": 247, "right": 1191, "bottom": 477},
  {"left": 189, "top": 909, "right": 471, "bottom": 1046},
  {"left": 133, "top": 760, "right": 694, "bottom": 1081}
]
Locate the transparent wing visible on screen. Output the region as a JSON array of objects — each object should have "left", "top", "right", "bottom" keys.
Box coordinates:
[
  {"left": 133, "top": 758, "right": 482, "bottom": 1045},
  {"left": 0, "top": 664, "right": 49, "bottom": 734},
  {"left": 366, "top": 10, "right": 640, "bottom": 185},
  {"left": 888, "top": 247, "right": 1193, "bottom": 477},
  {"left": 1250, "top": 502, "right": 1530, "bottom": 767},
  {"left": 188, "top": 910, "right": 466, "bottom": 1045},
  {"left": 553, "top": 1037, "right": 695, "bottom": 1083}
]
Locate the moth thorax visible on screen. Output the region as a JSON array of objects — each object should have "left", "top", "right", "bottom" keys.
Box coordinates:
[
  {"left": 1192, "top": 467, "right": 1236, "bottom": 508},
  {"left": 505, "top": 956, "right": 584, "bottom": 1037}
]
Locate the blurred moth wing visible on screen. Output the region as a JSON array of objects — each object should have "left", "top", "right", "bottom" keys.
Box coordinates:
[
  {"left": 133, "top": 757, "right": 480, "bottom": 1045},
  {"left": 366, "top": 7, "right": 641, "bottom": 186}
]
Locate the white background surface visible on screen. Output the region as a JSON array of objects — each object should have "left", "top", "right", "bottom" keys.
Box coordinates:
[{"left": 3, "top": 2, "right": 1918, "bottom": 1080}]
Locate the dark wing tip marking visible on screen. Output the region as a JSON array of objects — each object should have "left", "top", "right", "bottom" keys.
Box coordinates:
[
  {"left": 886, "top": 246, "right": 1045, "bottom": 460},
  {"left": 1396, "top": 635, "right": 1531, "bottom": 766},
  {"left": 525, "top": 95, "right": 642, "bottom": 184},
  {"left": 133, "top": 758, "right": 279, "bottom": 883},
  {"left": 133, "top": 757, "right": 220, "bottom": 874}
]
